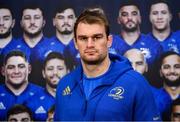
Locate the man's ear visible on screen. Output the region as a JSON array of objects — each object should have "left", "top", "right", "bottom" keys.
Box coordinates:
[
  {"left": 11, "top": 19, "right": 15, "bottom": 28},
  {"left": 117, "top": 17, "right": 121, "bottom": 25},
  {"left": 1, "top": 66, "right": 5, "bottom": 76},
  {"left": 107, "top": 34, "right": 112, "bottom": 48},
  {"left": 28, "top": 64, "right": 32, "bottom": 74},
  {"left": 42, "top": 70, "right": 45, "bottom": 79},
  {"left": 73, "top": 38, "right": 78, "bottom": 50},
  {"left": 42, "top": 20, "right": 46, "bottom": 28}
]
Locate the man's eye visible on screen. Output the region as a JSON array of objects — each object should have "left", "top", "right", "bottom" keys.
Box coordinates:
[
  {"left": 7, "top": 65, "right": 14, "bottom": 69},
  {"left": 132, "top": 11, "right": 138, "bottom": 16},
  {"left": 121, "top": 12, "right": 128, "bottom": 17},
  {"left": 152, "top": 11, "right": 158, "bottom": 15},
  {"left": 93, "top": 35, "right": 103, "bottom": 41},
  {"left": 3, "top": 16, "right": 11, "bottom": 21},
  {"left": 24, "top": 16, "right": 31, "bottom": 20},
  {"left": 136, "top": 62, "right": 143, "bottom": 65},
  {"left": 47, "top": 67, "right": 54, "bottom": 71},
  {"left": 78, "top": 37, "right": 88, "bottom": 41},
  {"left": 174, "top": 64, "right": 180, "bottom": 69},
  {"left": 161, "top": 10, "right": 167, "bottom": 15},
  {"left": 18, "top": 64, "right": 25, "bottom": 69},
  {"left": 34, "top": 15, "right": 41, "bottom": 20},
  {"left": 162, "top": 65, "right": 170, "bottom": 69}
]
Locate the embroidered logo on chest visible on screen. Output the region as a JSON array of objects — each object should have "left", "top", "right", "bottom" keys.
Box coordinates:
[{"left": 108, "top": 87, "right": 124, "bottom": 100}]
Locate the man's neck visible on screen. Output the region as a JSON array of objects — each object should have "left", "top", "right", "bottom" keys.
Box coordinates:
[
  {"left": 121, "top": 30, "right": 141, "bottom": 45},
  {"left": 5, "top": 81, "right": 28, "bottom": 96},
  {"left": 23, "top": 33, "right": 43, "bottom": 48},
  {"left": 152, "top": 28, "right": 171, "bottom": 42},
  {"left": 0, "top": 34, "right": 12, "bottom": 48},
  {"left": 46, "top": 85, "right": 56, "bottom": 97},
  {"left": 56, "top": 32, "right": 74, "bottom": 45},
  {"left": 164, "top": 85, "right": 180, "bottom": 100},
  {"left": 82, "top": 56, "right": 111, "bottom": 78}
]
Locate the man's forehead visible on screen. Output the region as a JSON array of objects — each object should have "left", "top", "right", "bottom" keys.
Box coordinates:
[
  {"left": 120, "top": 5, "right": 139, "bottom": 12},
  {"left": 6, "top": 56, "right": 26, "bottom": 63}
]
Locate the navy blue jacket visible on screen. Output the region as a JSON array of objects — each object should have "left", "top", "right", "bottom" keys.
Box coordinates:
[{"left": 54, "top": 54, "right": 161, "bottom": 121}]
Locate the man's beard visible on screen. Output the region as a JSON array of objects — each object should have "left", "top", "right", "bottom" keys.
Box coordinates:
[
  {"left": 82, "top": 53, "right": 107, "bottom": 65},
  {"left": 0, "top": 29, "right": 11, "bottom": 39},
  {"left": 7, "top": 80, "right": 26, "bottom": 90},
  {"left": 162, "top": 76, "right": 180, "bottom": 87},
  {"left": 47, "top": 80, "right": 58, "bottom": 89},
  {"left": 59, "top": 29, "right": 72, "bottom": 35},
  {"left": 23, "top": 29, "right": 42, "bottom": 38},
  {"left": 122, "top": 24, "right": 138, "bottom": 32}
]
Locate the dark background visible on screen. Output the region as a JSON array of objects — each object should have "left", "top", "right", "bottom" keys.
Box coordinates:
[{"left": 2, "top": 0, "right": 180, "bottom": 37}]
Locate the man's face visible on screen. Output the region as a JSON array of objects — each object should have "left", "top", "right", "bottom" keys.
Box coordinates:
[
  {"left": 75, "top": 23, "right": 112, "bottom": 65},
  {"left": 43, "top": 58, "right": 67, "bottom": 88},
  {"left": 4, "top": 56, "right": 29, "bottom": 88},
  {"left": 21, "top": 8, "right": 45, "bottom": 37},
  {"left": 53, "top": 8, "right": 76, "bottom": 35},
  {"left": 171, "top": 105, "right": 180, "bottom": 122},
  {"left": 8, "top": 112, "right": 31, "bottom": 122},
  {"left": 125, "top": 50, "right": 147, "bottom": 74},
  {"left": 150, "top": 3, "right": 172, "bottom": 32},
  {"left": 160, "top": 55, "right": 180, "bottom": 86},
  {"left": 118, "top": 5, "right": 141, "bottom": 32},
  {"left": 0, "top": 8, "right": 14, "bottom": 38}
]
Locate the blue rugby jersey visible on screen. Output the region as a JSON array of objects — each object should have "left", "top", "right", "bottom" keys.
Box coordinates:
[
  {"left": 0, "top": 83, "right": 43, "bottom": 120},
  {"left": 24, "top": 89, "right": 55, "bottom": 121},
  {"left": 112, "top": 34, "right": 162, "bottom": 66},
  {"left": 146, "top": 32, "right": 180, "bottom": 54}
]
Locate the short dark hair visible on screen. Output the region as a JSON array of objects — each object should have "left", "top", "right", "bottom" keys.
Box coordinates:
[
  {"left": 150, "top": 0, "right": 171, "bottom": 13},
  {"left": 74, "top": 7, "right": 110, "bottom": 40},
  {"left": 158, "top": 51, "right": 180, "bottom": 69},
  {"left": 0, "top": 3, "right": 14, "bottom": 18},
  {"left": 171, "top": 98, "right": 180, "bottom": 115},
  {"left": 21, "top": 1, "right": 45, "bottom": 18},
  {"left": 48, "top": 104, "right": 55, "bottom": 114},
  {"left": 7, "top": 104, "right": 33, "bottom": 121},
  {"left": 53, "top": 2, "right": 76, "bottom": 18},
  {"left": 4, "top": 50, "right": 27, "bottom": 65},
  {"left": 119, "top": 0, "right": 140, "bottom": 11},
  {"left": 43, "top": 52, "right": 68, "bottom": 70}
]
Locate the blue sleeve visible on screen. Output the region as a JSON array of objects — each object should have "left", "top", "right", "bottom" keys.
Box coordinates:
[{"left": 133, "top": 74, "right": 162, "bottom": 121}]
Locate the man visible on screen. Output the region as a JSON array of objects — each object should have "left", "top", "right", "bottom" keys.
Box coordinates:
[
  {"left": 124, "top": 48, "right": 148, "bottom": 74},
  {"left": 0, "top": 4, "right": 17, "bottom": 84},
  {"left": 7, "top": 104, "right": 33, "bottom": 122},
  {"left": 36, "top": 3, "right": 77, "bottom": 63},
  {"left": 171, "top": 98, "right": 180, "bottom": 122},
  {"left": 0, "top": 50, "right": 43, "bottom": 120},
  {"left": 0, "top": 4, "right": 15, "bottom": 54},
  {"left": 159, "top": 51, "right": 180, "bottom": 100},
  {"left": 158, "top": 51, "right": 180, "bottom": 120},
  {"left": 123, "top": 48, "right": 172, "bottom": 119},
  {"left": 25, "top": 52, "right": 69, "bottom": 121},
  {"left": 112, "top": 0, "right": 162, "bottom": 66},
  {"left": 147, "top": 0, "right": 180, "bottom": 54},
  {"left": 54, "top": 8, "right": 161, "bottom": 121}
]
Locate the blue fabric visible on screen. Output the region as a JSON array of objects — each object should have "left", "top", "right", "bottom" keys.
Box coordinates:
[
  {"left": 146, "top": 32, "right": 180, "bottom": 54},
  {"left": 24, "top": 89, "right": 55, "bottom": 121},
  {"left": 0, "top": 83, "right": 43, "bottom": 120},
  {"left": 82, "top": 63, "right": 112, "bottom": 99},
  {"left": 112, "top": 34, "right": 163, "bottom": 66},
  {"left": 54, "top": 53, "right": 161, "bottom": 121},
  {"left": 151, "top": 86, "right": 172, "bottom": 117}
]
